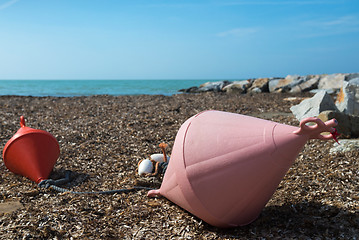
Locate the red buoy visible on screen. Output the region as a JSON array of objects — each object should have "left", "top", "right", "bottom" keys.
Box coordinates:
[{"left": 3, "top": 116, "right": 60, "bottom": 183}]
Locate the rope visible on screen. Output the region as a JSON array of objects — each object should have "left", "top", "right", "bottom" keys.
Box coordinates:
[
  {"left": 47, "top": 185, "right": 153, "bottom": 194},
  {"left": 38, "top": 170, "right": 153, "bottom": 194},
  {"left": 158, "top": 161, "right": 168, "bottom": 175}
]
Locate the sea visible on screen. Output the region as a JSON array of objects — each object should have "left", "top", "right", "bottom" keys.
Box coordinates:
[{"left": 0, "top": 80, "right": 221, "bottom": 97}]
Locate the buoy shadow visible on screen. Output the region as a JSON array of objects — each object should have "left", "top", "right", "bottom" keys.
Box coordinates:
[
  {"left": 48, "top": 168, "right": 89, "bottom": 188},
  {"left": 207, "top": 201, "right": 358, "bottom": 238}
]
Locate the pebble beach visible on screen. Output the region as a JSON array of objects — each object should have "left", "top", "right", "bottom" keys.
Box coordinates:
[{"left": 0, "top": 92, "right": 358, "bottom": 239}]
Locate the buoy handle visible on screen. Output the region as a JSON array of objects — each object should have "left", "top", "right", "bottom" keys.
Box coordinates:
[
  {"left": 147, "top": 189, "right": 162, "bottom": 197},
  {"left": 159, "top": 142, "right": 168, "bottom": 162},
  {"left": 293, "top": 117, "right": 338, "bottom": 140},
  {"left": 20, "top": 116, "right": 26, "bottom": 128}
]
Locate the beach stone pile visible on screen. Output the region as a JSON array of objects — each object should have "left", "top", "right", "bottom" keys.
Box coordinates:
[
  {"left": 179, "top": 72, "right": 359, "bottom": 94},
  {"left": 286, "top": 75, "right": 359, "bottom": 154},
  {"left": 290, "top": 77, "right": 359, "bottom": 138}
]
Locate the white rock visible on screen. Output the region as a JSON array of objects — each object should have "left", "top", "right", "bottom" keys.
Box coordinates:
[
  {"left": 138, "top": 159, "right": 153, "bottom": 175},
  {"left": 198, "top": 81, "right": 231, "bottom": 92},
  {"left": 345, "top": 73, "right": 359, "bottom": 81},
  {"left": 223, "top": 80, "right": 250, "bottom": 94},
  {"left": 318, "top": 73, "right": 346, "bottom": 90},
  {"left": 290, "top": 75, "right": 320, "bottom": 93},
  {"left": 268, "top": 78, "right": 287, "bottom": 92},
  {"left": 269, "top": 76, "right": 308, "bottom": 93},
  {"left": 309, "top": 89, "right": 336, "bottom": 95},
  {"left": 290, "top": 90, "right": 338, "bottom": 121},
  {"left": 247, "top": 78, "right": 270, "bottom": 93},
  {"left": 150, "top": 153, "right": 169, "bottom": 163},
  {"left": 336, "top": 78, "right": 359, "bottom": 115}
]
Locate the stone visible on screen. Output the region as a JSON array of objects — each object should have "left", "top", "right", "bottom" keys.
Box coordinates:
[
  {"left": 268, "top": 78, "right": 287, "bottom": 92},
  {"left": 178, "top": 86, "right": 199, "bottom": 93},
  {"left": 290, "top": 91, "right": 338, "bottom": 121},
  {"left": 199, "top": 81, "right": 211, "bottom": 88},
  {"left": 309, "top": 88, "right": 336, "bottom": 95},
  {"left": 223, "top": 80, "right": 251, "bottom": 94},
  {"left": 250, "top": 87, "right": 262, "bottom": 93},
  {"left": 345, "top": 72, "right": 359, "bottom": 81},
  {"left": 247, "top": 78, "right": 270, "bottom": 93},
  {"left": 285, "top": 74, "right": 301, "bottom": 82},
  {"left": 289, "top": 75, "right": 320, "bottom": 93},
  {"left": 198, "top": 81, "right": 232, "bottom": 92},
  {"left": 330, "top": 139, "right": 359, "bottom": 154},
  {"left": 269, "top": 75, "right": 312, "bottom": 93},
  {"left": 268, "top": 75, "right": 301, "bottom": 92},
  {"left": 281, "top": 75, "right": 308, "bottom": 92},
  {"left": 318, "top": 110, "right": 359, "bottom": 138},
  {"left": 336, "top": 78, "right": 359, "bottom": 115},
  {"left": 285, "top": 76, "right": 307, "bottom": 92},
  {"left": 178, "top": 72, "right": 359, "bottom": 95},
  {"left": 317, "top": 73, "right": 346, "bottom": 90}
]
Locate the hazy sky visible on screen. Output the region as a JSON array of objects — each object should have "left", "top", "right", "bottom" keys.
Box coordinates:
[{"left": 0, "top": 0, "right": 358, "bottom": 80}]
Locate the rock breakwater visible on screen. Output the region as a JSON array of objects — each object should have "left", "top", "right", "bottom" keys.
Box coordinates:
[{"left": 179, "top": 72, "right": 359, "bottom": 94}]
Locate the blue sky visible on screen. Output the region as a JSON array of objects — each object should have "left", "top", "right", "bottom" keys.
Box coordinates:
[{"left": 0, "top": 0, "right": 358, "bottom": 80}]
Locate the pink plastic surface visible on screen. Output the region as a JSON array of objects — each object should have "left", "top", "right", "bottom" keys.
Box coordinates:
[{"left": 148, "top": 110, "right": 337, "bottom": 228}]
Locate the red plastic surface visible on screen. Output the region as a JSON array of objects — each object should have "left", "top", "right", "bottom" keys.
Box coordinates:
[{"left": 3, "top": 116, "right": 60, "bottom": 183}]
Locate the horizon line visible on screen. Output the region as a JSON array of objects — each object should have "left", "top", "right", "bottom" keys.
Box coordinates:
[{"left": 0, "top": 78, "right": 249, "bottom": 81}]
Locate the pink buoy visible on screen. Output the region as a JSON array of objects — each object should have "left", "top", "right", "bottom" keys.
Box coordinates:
[{"left": 148, "top": 110, "right": 338, "bottom": 228}]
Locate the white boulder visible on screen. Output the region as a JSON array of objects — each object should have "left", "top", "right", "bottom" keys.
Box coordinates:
[
  {"left": 290, "top": 90, "right": 338, "bottom": 121},
  {"left": 336, "top": 78, "right": 359, "bottom": 115}
]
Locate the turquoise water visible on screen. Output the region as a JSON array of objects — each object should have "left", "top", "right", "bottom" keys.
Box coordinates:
[{"left": 0, "top": 80, "right": 217, "bottom": 97}]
